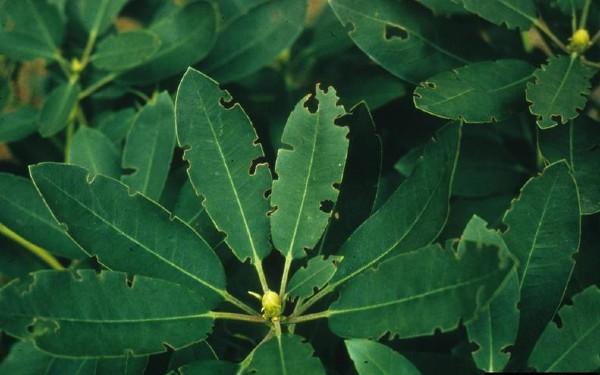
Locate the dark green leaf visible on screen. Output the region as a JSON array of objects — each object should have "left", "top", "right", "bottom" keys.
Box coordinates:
[
  {"left": 526, "top": 55, "right": 595, "bottom": 129},
  {"left": 178, "top": 360, "right": 238, "bottom": 375},
  {"left": 328, "top": 241, "right": 515, "bottom": 338},
  {"left": 29, "top": 163, "right": 226, "bottom": 306},
  {"left": 201, "top": 0, "right": 306, "bottom": 83},
  {"left": 0, "top": 172, "right": 83, "bottom": 259},
  {"left": 68, "top": 0, "right": 127, "bottom": 35},
  {"left": 0, "top": 107, "right": 38, "bottom": 142},
  {"left": 92, "top": 30, "right": 161, "bottom": 72},
  {"left": 38, "top": 80, "right": 80, "bottom": 138},
  {"left": 0, "top": 270, "right": 214, "bottom": 357},
  {"left": 330, "top": 122, "right": 461, "bottom": 288},
  {"left": 122, "top": 92, "right": 175, "bottom": 200},
  {"left": 270, "top": 86, "right": 348, "bottom": 259},
  {"left": 243, "top": 334, "right": 326, "bottom": 375},
  {"left": 539, "top": 116, "right": 600, "bottom": 215},
  {"left": 414, "top": 60, "right": 534, "bottom": 123},
  {"left": 68, "top": 127, "right": 121, "bottom": 179},
  {"left": 345, "top": 339, "right": 421, "bottom": 375},
  {"left": 528, "top": 286, "right": 600, "bottom": 372},
  {"left": 175, "top": 68, "right": 272, "bottom": 263},
  {"left": 416, "top": 0, "right": 466, "bottom": 15},
  {"left": 96, "top": 107, "right": 136, "bottom": 144},
  {"left": 287, "top": 256, "right": 338, "bottom": 300},
  {"left": 460, "top": 0, "right": 537, "bottom": 29},
  {"left": 503, "top": 161, "right": 580, "bottom": 361}
]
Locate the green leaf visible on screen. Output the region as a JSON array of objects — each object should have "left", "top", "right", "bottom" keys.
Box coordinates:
[
  {"left": 528, "top": 286, "right": 600, "bottom": 372},
  {"left": 38, "top": 80, "right": 80, "bottom": 138},
  {"left": 328, "top": 0, "right": 471, "bottom": 84},
  {"left": 92, "top": 30, "right": 161, "bottom": 72},
  {"left": 414, "top": 60, "right": 533, "bottom": 123},
  {"left": 345, "top": 339, "right": 421, "bottom": 375},
  {"left": 68, "top": 0, "right": 127, "bottom": 35},
  {"left": 0, "top": 341, "right": 148, "bottom": 375},
  {"left": 540, "top": 116, "right": 600, "bottom": 215},
  {"left": 178, "top": 360, "right": 238, "bottom": 375},
  {"left": 201, "top": 0, "right": 306, "bottom": 83},
  {"left": 0, "top": 173, "right": 83, "bottom": 259},
  {"left": 29, "top": 163, "right": 226, "bottom": 306},
  {"left": 175, "top": 68, "right": 272, "bottom": 263},
  {"left": 462, "top": 216, "right": 519, "bottom": 372},
  {"left": 416, "top": 0, "right": 466, "bottom": 15},
  {"left": 121, "top": 1, "right": 217, "bottom": 84},
  {"left": 244, "top": 334, "right": 326, "bottom": 375},
  {"left": 502, "top": 161, "right": 580, "bottom": 360},
  {"left": 0, "top": 0, "right": 64, "bottom": 61},
  {"left": 318, "top": 103, "right": 382, "bottom": 253},
  {"left": 270, "top": 86, "right": 348, "bottom": 259},
  {"left": 0, "top": 237, "right": 45, "bottom": 280},
  {"left": 68, "top": 127, "right": 121, "bottom": 179},
  {"left": 167, "top": 341, "right": 217, "bottom": 371},
  {"left": 0, "top": 270, "right": 214, "bottom": 357},
  {"left": 0, "top": 107, "right": 39, "bottom": 142},
  {"left": 330, "top": 122, "right": 461, "bottom": 288},
  {"left": 287, "top": 256, "right": 338, "bottom": 300},
  {"left": 460, "top": 0, "right": 537, "bottom": 29},
  {"left": 96, "top": 107, "right": 136, "bottom": 143},
  {"left": 328, "top": 241, "right": 515, "bottom": 338},
  {"left": 122, "top": 92, "right": 176, "bottom": 201},
  {"left": 526, "top": 55, "right": 595, "bottom": 129}
]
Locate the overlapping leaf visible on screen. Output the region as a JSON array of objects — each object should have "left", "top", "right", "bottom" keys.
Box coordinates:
[
  {"left": 414, "top": 60, "right": 534, "bottom": 123},
  {"left": 270, "top": 86, "right": 348, "bottom": 259},
  {"left": 346, "top": 339, "right": 421, "bottom": 375},
  {"left": 39, "top": 81, "right": 80, "bottom": 137},
  {"left": 330, "top": 122, "right": 461, "bottom": 288},
  {"left": 122, "top": 92, "right": 176, "bottom": 201},
  {"left": 0, "top": 107, "right": 39, "bottom": 142},
  {"left": 460, "top": 0, "right": 537, "bottom": 29},
  {"left": 287, "top": 256, "right": 338, "bottom": 300},
  {"left": 68, "top": 127, "right": 121, "bottom": 179},
  {"left": 0, "top": 270, "right": 214, "bottom": 357},
  {"left": 526, "top": 55, "right": 595, "bottom": 129},
  {"left": 68, "top": 0, "right": 128, "bottom": 35},
  {"left": 92, "top": 30, "right": 161, "bottom": 72},
  {"left": 503, "top": 161, "right": 580, "bottom": 361},
  {"left": 29, "top": 163, "right": 226, "bottom": 305},
  {"left": 528, "top": 286, "right": 600, "bottom": 372},
  {"left": 175, "top": 68, "right": 272, "bottom": 263}
]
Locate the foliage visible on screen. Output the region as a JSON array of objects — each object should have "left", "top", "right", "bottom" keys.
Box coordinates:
[{"left": 0, "top": 0, "right": 599, "bottom": 374}]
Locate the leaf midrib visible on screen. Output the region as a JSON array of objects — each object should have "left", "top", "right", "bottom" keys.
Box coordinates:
[
  {"left": 545, "top": 320, "right": 600, "bottom": 371},
  {"left": 2, "top": 311, "right": 210, "bottom": 324}
]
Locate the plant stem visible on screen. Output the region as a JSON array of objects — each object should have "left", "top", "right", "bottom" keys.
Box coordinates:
[
  {"left": 579, "top": 0, "right": 592, "bottom": 29},
  {"left": 285, "top": 310, "right": 330, "bottom": 324},
  {"left": 254, "top": 259, "right": 270, "bottom": 293},
  {"left": 64, "top": 116, "right": 76, "bottom": 162},
  {"left": 210, "top": 311, "right": 266, "bottom": 324},
  {"left": 80, "top": 30, "right": 98, "bottom": 69},
  {"left": 582, "top": 58, "right": 600, "bottom": 68},
  {"left": 79, "top": 73, "right": 118, "bottom": 100},
  {"left": 534, "top": 19, "right": 568, "bottom": 52},
  {"left": 279, "top": 254, "right": 293, "bottom": 298},
  {"left": 0, "top": 224, "right": 64, "bottom": 270},
  {"left": 238, "top": 330, "right": 274, "bottom": 372},
  {"left": 292, "top": 284, "right": 335, "bottom": 318},
  {"left": 591, "top": 30, "right": 600, "bottom": 46},
  {"left": 222, "top": 291, "right": 260, "bottom": 316}
]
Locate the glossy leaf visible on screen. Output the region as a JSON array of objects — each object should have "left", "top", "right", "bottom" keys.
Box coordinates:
[
  {"left": 201, "top": 0, "right": 306, "bottom": 83},
  {"left": 68, "top": 0, "right": 128, "bottom": 35},
  {"left": 0, "top": 341, "right": 148, "bottom": 375},
  {"left": 460, "top": 0, "right": 537, "bottom": 29},
  {"left": 328, "top": 241, "right": 515, "bottom": 338},
  {"left": 539, "top": 116, "right": 600, "bottom": 215},
  {"left": 503, "top": 161, "right": 580, "bottom": 360},
  {"left": 526, "top": 55, "right": 595, "bottom": 129},
  {"left": 414, "top": 60, "right": 533, "bottom": 123},
  {"left": 0, "top": 173, "right": 83, "bottom": 259},
  {"left": 92, "top": 30, "right": 161, "bottom": 72},
  {"left": 528, "top": 286, "right": 600, "bottom": 372},
  {"left": 0, "top": 0, "right": 64, "bottom": 61},
  {"left": 68, "top": 127, "right": 121, "bottom": 179},
  {"left": 345, "top": 339, "right": 421, "bottom": 375},
  {"left": 122, "top": 1, "right": 217, "bottom": 84},
  {"left": 38, "top": 81, "right": 80, "bottom": 138},
  {"left": 329, "top": 0, "right": 471, "bottom": 84},
  {"left": 0, "top": 270, "right": 214, "bottom": 357},
  {"left": 318, "top": 103, "right": 381, "bottom": 253},
  {"left": 270, "top": 86, "right": 348, "bottom": 259},
  {"left": 0, "top": 107, "right": 39, "bottom": 142},
  {"left": 330, "top": 122, "right": 461, "bottom": 288},
  {"left": 29, "top": 163, "right": 226, "bottom": 305},
  {"left": 462, "top": 216, "right": 519, "bottom": 372},
  {"left": 122, "top": 92, "right": 176, "bottom": 201},
  {"left": 175, "top": 68, "right": 272, "bottom": 263},
  {"left": 244, "top": 335, "right": 326, "bottom": 375},
  {"left": 287, "top": 256, "right": 338, "bottom": 300}
]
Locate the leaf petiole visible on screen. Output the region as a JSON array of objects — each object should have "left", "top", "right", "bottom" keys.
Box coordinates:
[
  {"left": 0, "top": 224, "right": 64, "bottom": 270},
  {"left": 285, "top": 310, "right": 330, "bottom": 324},
  {"left": 209, "top": 311, "right": 266, "bottom": 324}
]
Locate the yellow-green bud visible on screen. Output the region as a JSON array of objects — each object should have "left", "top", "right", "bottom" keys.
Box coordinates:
[
  {"left": 568, "top": 29, "right": 590, "bottom": 54},
  {"left": 70, "top": 58, "right": 84, "bottom": 74},
  {"left": 261, "top": 290, "right": 282, "bottom": 320}
]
